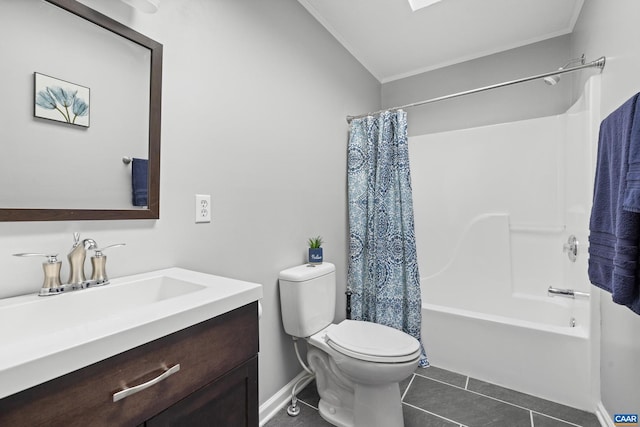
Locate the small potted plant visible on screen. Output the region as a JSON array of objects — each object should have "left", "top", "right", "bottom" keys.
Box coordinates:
[{"left": 308, "top": 236, "right": 324, "bottom": 264}]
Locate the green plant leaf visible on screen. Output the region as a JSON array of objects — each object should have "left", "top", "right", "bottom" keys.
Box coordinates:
[{"left": 308, "top": 235, "right": 323, "bottom": 248}]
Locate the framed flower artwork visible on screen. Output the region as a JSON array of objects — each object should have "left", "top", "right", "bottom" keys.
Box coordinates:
[{"left": 34, "top": 72, "right": 90, "bottom": 128}]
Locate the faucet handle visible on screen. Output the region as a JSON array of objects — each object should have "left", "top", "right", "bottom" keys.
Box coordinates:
[
  {"left": 92, "top": 243, "right": 126, "bottom": 257},
  {"left": 89, "top": 243, "right": 125, "bottom": 285},
  {"left": 13, "top": 253, "right": 63, "bottom": 295},
  {"left": 13, "top": 253, "right": 60, "bottom": 263}
]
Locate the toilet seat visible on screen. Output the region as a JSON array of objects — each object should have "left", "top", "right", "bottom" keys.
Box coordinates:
[{"left": 324, "top": 320, "right": 421, "bottom": 363}]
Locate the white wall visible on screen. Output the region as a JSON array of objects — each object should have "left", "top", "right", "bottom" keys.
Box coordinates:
[
  {"left": 0, "top": 0, "right": 380, "bottom": 406},
  {"left": 571, "top": 0, "right": 640, "bottom": 416},
  {"left": 382, "top": 35, "right": 573, "bottom": 136}
]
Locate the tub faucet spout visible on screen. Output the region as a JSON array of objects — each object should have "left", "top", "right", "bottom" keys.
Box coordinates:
[{"left": 547, "top": 286, "right": 590, "bottom": 299}]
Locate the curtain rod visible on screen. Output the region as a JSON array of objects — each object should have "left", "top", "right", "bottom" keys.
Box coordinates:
[{"left": 346, "top": 56, "right": 606, "bottom": 123}]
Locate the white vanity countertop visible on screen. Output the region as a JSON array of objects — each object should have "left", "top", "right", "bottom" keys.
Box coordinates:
[{"left": 0, "top": 267, "right": 263, "bottom": 400}]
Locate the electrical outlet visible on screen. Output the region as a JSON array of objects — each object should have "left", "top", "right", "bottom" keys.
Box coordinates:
[{"left": 195, "top": 194, "right": 211, "bottom": 223}]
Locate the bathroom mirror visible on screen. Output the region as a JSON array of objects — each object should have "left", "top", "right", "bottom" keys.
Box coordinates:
[{"left": 0, "top": 0, "right": 162, "bottom": 221}]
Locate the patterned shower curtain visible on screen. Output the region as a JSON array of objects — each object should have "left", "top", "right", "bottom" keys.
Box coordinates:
[{"left": 347, "top": 110, "right": 428, "bottom": 367}]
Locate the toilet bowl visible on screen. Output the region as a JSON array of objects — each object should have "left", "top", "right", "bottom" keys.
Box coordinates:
[
  {"left": 278, "top": 263, "right": 420, "bottom": 427},
  {"left": 308, "top": 320, "right": 420, "bottom": 427}
]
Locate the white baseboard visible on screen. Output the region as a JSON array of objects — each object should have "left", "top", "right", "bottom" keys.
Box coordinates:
[
  {"left": 595, "top": 401, "right": 614, "bottom": 427},
  {"left": 259, "top": 371, "right": 315, "bottom": 427}
]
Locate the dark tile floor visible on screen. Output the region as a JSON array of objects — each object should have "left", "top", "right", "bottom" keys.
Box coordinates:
[{"left": 264, "top": 366, "right": 601, "bottom": 427}]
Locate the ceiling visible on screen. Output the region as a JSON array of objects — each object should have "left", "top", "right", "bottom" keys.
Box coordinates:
[{"left": 298, "top": 0, "right": 584, "bottom": 83}]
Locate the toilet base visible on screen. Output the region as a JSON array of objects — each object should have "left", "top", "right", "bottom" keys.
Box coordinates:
[
  {"left": 317, "top": 382, "right": 404, "bottom": 427},
  {"left": 318, "top": 399, "right": 353, "bottom": 427},
  {"left": 353, "top": 382, "right": 404, "bottom": 427},
  {"left": 308, "top": 346, "right": 406, "bottom": 427}
]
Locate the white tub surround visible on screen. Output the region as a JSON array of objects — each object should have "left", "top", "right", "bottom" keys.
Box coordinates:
[{"left": 410, "top": 77, "right": 600, "bottom": 411}]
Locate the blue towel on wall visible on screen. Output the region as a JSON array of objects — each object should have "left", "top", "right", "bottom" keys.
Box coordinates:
[
  {"left": 588, "top": 93, "right": 640, "bottom": 314},
  {"left": 131, "top": 158, "right": 148, "bottom": 207}
]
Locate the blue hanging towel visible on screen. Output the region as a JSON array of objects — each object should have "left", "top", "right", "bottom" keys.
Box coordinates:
[
  {"left": 588, "top": 93, "right": 640, "bottom": 314},
  {"left": 131, "top": 158, "right": 148, "bottom": 207}
]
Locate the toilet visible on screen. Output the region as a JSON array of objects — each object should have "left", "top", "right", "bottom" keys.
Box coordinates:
[{"left": 279, "top": 262, "right": 420, "bottom": 427}]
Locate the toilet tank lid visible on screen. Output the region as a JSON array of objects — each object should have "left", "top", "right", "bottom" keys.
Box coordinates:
[{"left": 278, "top": 262, "right": 335, "bottom": 282}]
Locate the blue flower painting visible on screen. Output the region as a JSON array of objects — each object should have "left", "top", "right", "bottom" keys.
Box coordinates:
[{"left": 34, "top": 73, "right": 90, "bottom": 127}]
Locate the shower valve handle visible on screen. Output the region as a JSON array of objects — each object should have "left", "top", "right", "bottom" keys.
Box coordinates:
[{"left": 563, "top": 235, "right": 578, "bottom": 262}]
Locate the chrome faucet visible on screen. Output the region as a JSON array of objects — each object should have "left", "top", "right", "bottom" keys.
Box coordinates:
[
  {"left": 14, "top": 233, "right": 124, "bottom": 296},
  {"left": 547, "top": 286, "right": 590, "bottom": 299},
  {"left": 67, "top": 232, "right": 98, "bottom": 288}
]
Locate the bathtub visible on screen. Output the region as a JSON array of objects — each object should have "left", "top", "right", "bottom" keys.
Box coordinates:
[
  {"left": 409, "top": 77, "right": 601, "bottom": 411},
  {"left": 421, "top": 298, "right": 592, "bottom": 410},
  {"left": 418, "top": 213, "right": 594, "bottom": 410}
]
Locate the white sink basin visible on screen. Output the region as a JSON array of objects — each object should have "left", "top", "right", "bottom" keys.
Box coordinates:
[
  {"left": 0, "top": 268, "right": 262, "bottom": 399},
  {"left": 0, "top": 276, "right": 205, "bottom": 343}
]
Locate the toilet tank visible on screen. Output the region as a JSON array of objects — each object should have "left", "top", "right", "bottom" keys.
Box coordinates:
[{"left": 279, "top": 262, "right": 336, "bottom": 338}]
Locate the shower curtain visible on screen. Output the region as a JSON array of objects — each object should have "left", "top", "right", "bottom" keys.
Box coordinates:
[{"left": 347, "top": 110, "right": 428, "bottom": 367}]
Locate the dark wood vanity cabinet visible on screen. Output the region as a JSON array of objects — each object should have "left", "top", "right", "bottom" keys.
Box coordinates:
[
  {"left": 0, "top": 302, "right": 259, "bottom": 427},
  {"left": 144, "top": 356, "right": 257, "bottom": 426}
]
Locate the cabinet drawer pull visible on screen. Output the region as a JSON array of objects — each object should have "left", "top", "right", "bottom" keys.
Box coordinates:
[{"left": 113, "top": 364, "right": 181, "bottom": 402}]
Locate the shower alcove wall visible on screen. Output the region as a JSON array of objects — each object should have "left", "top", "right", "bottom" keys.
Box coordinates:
[{"left": 410, "top": 76, "right": 601, "bottom": 411}]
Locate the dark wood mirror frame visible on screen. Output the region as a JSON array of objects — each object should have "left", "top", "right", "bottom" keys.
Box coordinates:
[{"left": 0, "top": 0, "right": 162, "bottom": 222}]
